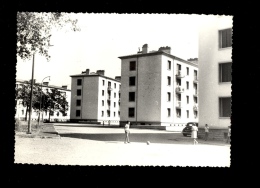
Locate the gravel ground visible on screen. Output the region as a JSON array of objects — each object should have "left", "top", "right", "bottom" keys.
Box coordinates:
[{"left": 15, "top": 125, "right": 230, "bottom": 167}]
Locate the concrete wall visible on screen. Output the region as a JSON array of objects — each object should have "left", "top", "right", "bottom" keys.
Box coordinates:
[{"left": 198, "top": 15, "right": 232, "bottom": 130}]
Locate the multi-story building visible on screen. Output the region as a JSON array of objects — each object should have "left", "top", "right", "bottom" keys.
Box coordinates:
[
  {"left": 118, "top": 44, "right": 198, "bottom": 130},
  {"left": 15, "top": 79, "right": 71, "bottom": 122},
  {"left": 70, "top": 69, "right": 121, "bottom": 125},
  {"left": 198, "top": 15, "right": 232, "bottom": 140}
]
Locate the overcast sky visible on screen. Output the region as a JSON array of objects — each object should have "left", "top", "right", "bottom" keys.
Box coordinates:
[{"left": 16, "top": 13, "right": 212, "bottom": 89}]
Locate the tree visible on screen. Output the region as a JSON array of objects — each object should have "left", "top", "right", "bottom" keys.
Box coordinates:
[
  {"left": 16, "top": 81, "right": 41, "bottom": 120},
  {"left": 17, "top": 12, "right": 80, "bottom": 61}
]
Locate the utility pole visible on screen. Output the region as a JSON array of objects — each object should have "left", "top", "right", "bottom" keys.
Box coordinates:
[{"left": 27, "top": 53, "right": 35, "bottom": 134}]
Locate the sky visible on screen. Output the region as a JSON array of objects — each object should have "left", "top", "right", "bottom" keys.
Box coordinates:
[{"left": 16, "top": 13, "right": 209, "bottom": 89}]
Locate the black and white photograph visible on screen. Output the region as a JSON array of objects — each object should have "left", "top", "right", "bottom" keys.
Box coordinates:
[{"left": 15, "top": 13, "right": 232, "bottom": 167}]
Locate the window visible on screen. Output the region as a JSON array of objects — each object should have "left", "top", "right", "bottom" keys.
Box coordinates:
[
  {"left": 57, "top": 112, "right": 60, "bottom": 117},
  {"left": 77, "top": 79, "right": 82, "bottom": 86},
  {"left": 219, "top": 63, "right": 232, "bottom": 82},
  {"left": 102, "top": 80, "right": 105, "bottom": 86},
  {"left": 114, "top": 102, "right": 116, "bottom": 107},
  {"left": 186, "top": 81, "right": 189, "bottom": 90},
  {"left": 187, "top": 110, "right": 189, "bottom": 118},
  {"left": 176, "top": 109, "right": 181, "bottom": 118},
  {"left": 114, "top": 112, "right": 116, "bottom": 117},
  {"left": 102, "top": 100, "right": 104, "bottom": 106},
  {"left": 167, "top": 92, "right": 171, "bottom": 101},
  {"left": 22, "top": 110, "right": 24, "bottom": 115},
  {"left": 118, "top": 111, "right": 120, "bottom": 116},
  {"left": 102, "top": 90, "right": 104, "bottom": 96},
  {"left": 76, "top": 110, "right": 80, "bottom": 117},
  {"left": 76, "top": 99, "right": 81, "bottom": 106},
  {"left": 108, "top": 81, "right": 111, "bottom": 86},
  {"left": 219, "top": 97, "right": 231, "bottom": 117},
  {"left": 177, "top": 93, "right": 181, "bottom": 101},
  {"left": 114, "top": 83, "right": 116, "bottom": 88},
  {"left": 168, "top": 60, "right": 171, "bottom": 70},
  {"left": 186, "top": 67, "right": 189, "bottom": 75},
  {"left": 177, "top": 78, "right": 181, "bottom": 86},
  {"left": 107, "top": 110, "right": 110, "bottom": 117},
  {"left": 102, "top": 111, "right": 104, "bottom": 117},
  {"left": 77, "top": 89, "right": 81, "bottom": 96},
  {"left": 130, "top": 61, "right": 136, "bottom": 71},
  {"left": 177, "top": 64, "right": 181, "bottom": 71},
  {"left": 187, "top": 96, "right": 189, "bottom": 104},
  {"left": 219, "top": 28, "right": 232, "bottom": 48},
  {"left": 194, "top": 111, "right": 198, "bottom": 118},
  {"left": 114, "top": 92, "right": 116, "bottom": 98},
  {"left": 129, "top": 76, "right": 136, "bottom": 86},
  {"left": 129, "top": 108, "right": 135, "bottom": 117},
  {"left": 129, "top": 92, "right": 135, "bottom": 102},
  {"left": 167, "top": 76, "right": 171, "bottom": 86},
  {"left": 194, "top": 96, "right": 197, "bottom": 103},
  {"left": 167, "top": 108, "right": 171, "bottom": 117}
]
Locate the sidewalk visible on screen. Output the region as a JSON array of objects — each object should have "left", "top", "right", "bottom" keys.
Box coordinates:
[{"left": 15, "top": 123, "right": 60, "bottom": 139}]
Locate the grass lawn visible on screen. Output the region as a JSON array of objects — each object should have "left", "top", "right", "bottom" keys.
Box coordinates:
[{"left": 15, "top": 119, "right": 43, "bottom": 133}]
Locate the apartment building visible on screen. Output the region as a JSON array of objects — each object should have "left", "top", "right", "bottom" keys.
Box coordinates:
[
  {"left": 70, "top": 69, "right": 121, "bottom": 125},
  {"left": 198, "top": 16, "right": 232, "bottom": 139},
  {"left": 15, "top": 79, "right": 71, "bottom": 122},
  {"left": 118, "top": 44, "right": 198, "bottom": 129}
]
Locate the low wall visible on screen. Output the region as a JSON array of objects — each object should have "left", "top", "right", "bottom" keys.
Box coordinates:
[{"left": 198, "top": 128, "right": 229, "bottom": 141}]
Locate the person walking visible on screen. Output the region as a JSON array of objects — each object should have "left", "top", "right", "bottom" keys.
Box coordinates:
[
  {"left": 124, "top": 121, "right": 130, "bottom": 144},
  {"left": 226, "top": 126, "right": 231, "bottom": 143},
  {"left": 191, "top": 124, "right": 198, "bottom": 145},
  {"left": 204, "top": 124, "right": 209, "bottom": 141}
]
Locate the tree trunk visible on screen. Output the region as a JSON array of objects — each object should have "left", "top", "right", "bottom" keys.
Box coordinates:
[
  {"left": 48, "top": 109, "right": 51, "bottom": 122},
  {"left": 25, "top": 105, "right": 28, "bottom": 121}
]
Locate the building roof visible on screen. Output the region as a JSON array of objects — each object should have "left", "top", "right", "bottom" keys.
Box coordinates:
[
  {"left": 70, "top": 73, "right": 121, "bottom": 83},
  {"left": 118, "top": 51, "right": 198, "bottom": 68},
  {"left": 16, "top": 79, "right": 71, "bottom": 91}
]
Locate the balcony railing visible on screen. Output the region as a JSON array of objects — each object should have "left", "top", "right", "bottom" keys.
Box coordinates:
[
  {"left": 194, "top": 91, "right": 198, "bottom": 96},
  {"left": 175, "top": 87, "right": 184, "bottom": 93},
  {"left": 176, "top": 70, "right": 185, "bottom": 78},
  {"left": 193, "top": 104, "right": 198, "bottom": 111},
  {"left": 176, "top": 101, "right": 181, "bottom": 108},
  {"left": 107, "top": 86, "right": 113, "bottom": 91},
  {"left": 194, "top": 76, "right": 198, "bottom": 82},
  {"left": 107, "top": 96, "right": 111, "bottom": 101}
]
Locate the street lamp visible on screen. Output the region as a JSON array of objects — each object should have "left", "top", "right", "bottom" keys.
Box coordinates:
[{"left": 38, "top": 76, "right": 50, "bottom": 126}]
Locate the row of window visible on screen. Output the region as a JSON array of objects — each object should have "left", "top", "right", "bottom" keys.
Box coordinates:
[
  {"left": 75, "top": 110, "right": 120, "bottom": 117},
  {"left": 77, "top": 79, "right": 120, "bottom": 89},
  {"left": 76, "top": 99, "right": 120, "bottom": 107},
  {"left": 75, "top": 89, "right": 121, "bottom": 98}
]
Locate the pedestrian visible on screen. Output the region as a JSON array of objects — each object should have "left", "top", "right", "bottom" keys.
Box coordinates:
[
  {"left": 226, "top": 126, "right": 231, "bottom": 143},
  {"left": 204, "top": 124, "right": 209, "bottom": 141},
  {"left": 191, "top": 124, "right": 198, "bottom": 145},
  {"left": 124, "top": 121, "right": 130, "bottom": 144}
]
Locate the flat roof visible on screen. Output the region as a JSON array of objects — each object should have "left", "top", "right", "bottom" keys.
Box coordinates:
[
  {"left": 118, "top": 51, "right": 198, "bottom": 67},
  {"left": 70, "top": 73, "right": 121, "bottom": 83}
]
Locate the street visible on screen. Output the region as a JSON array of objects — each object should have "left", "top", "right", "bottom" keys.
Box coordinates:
[{"left": 15, "top": 124, "right": 230, "bottom": 166}]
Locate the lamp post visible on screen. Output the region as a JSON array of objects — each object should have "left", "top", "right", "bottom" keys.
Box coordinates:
[
  {"left": 27, "top": 52, "right": 35, "bottom": 134},
  {"left": 38, "top": 76, "right": 50, "bottom": 126}
]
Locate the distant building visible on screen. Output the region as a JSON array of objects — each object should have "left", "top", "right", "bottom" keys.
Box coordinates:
[
  {"left": 198, "top": 16, "right": 232, "bottom": 139},
  {"left": 70, "top": 69, "right": 121, "bottom": 125},
  {"left": 118, "top": 44, "right": 199, "bottom": 130},
  {"left": 15, "top": 79, "right": 71, "bottom": 122}
]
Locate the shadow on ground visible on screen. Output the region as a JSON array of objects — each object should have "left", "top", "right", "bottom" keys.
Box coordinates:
[
  {"left": 60, "top": 132, "right": 196, "bottom": 145},
  {"left": 54, "top": 124, "right": 121, "bottom": 129}
]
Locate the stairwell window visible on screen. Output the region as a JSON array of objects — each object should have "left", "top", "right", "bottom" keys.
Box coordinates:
[
  {"left": 219, "top": 63, "right": 232, "bottom": 82},
  {"left": 130, "top": 61, "right": 136, "bottom": 71},
  {"left": 219, "top": 97, "right": 231, "bottom": 117},
  {"left": 129, "top": 92, "right": 135, "bottom": 102},
  {"left": 219, "top": 28, "right": 232, "bottom": 48},
  {"left": 167, "top": 76, "right": 171, "bottom": 86},
  {"left": 129, "top": 76, "right": 136, "bottom": 86},
  {"left": 76, "top": 110, "right": 80, "bottom": 117},
  {"left": 168, "top": 60, "right": 171, "bottom": 70},
  {"left": 77, "top": 79, "right": 82, "bottom": 86},
  {"left": 167, "top": 108, "right": 171, "bottom": 117},
  {"left": 76, "top": 99, "right": 81, "bottom": 106},
  {"left": 167, "top": 92, "right": 171, "bottom": 102},
  {"left": 77, "top": 89, "right": 81, "bottom": 96},
  {"left": 129, "top": 108, "right": 135, "bottom": 118}
]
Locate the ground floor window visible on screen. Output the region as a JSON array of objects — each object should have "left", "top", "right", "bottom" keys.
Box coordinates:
[
  {"left": 176, "top": 109, "right": 181, "bottom": 118},
  {"left": 76, "top": 110, "right": 80, "bottom": 117},
  {"left": 219, "top": 97, "right": 231, "bottom": 117},
  {"left": 128, "top": 108, "right": 135, "bottom": 117}
]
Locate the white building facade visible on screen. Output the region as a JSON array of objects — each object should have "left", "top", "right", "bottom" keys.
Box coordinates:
[
  {"left": 15, "top": 79, "right": 71, "bottom": 122},
  {"left": 198, "top": 16, "right": 232, "bottom": 140},
  {"left": 119, "top": 44, "right": 198, "bottom": 130},
  {"left": 70, "top": 69, "right": 121, "bottom": 125}
]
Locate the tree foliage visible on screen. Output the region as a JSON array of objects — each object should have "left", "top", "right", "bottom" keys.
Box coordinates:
[
  {"left": 16, "top": 82, "right": 69, "bottom": 120},
  {"left": 17, "top": 12, "right": 80, "bottom": 61}
]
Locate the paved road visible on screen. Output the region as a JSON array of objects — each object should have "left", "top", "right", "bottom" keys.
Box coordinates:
[{"left": 15, "top": 124, "right": 230, "bottom": 167}]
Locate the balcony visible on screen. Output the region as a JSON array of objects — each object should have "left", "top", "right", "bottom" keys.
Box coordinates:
[
  {"left": 193, "top": 76, "right": 198, "bottom": 83},
  {"left": 193, "top": 104, "right": 198, "bottom": 111},
  {"left": 107, "top": 86, "right": 113, "bottom": 91},
  {"left": 176, "top": 101, "right": 181, "bottom": 109},
  {"left": 193, "top": 91, "right": 198, "bottom": 97},
  {"left": 175, "top": 87, "right": 184, "bottom": 93},
  {"left": 176, "top": 70, "right": 185, "bottom": 78},
  {"left": 118, "top": 98, "right": 121, "bottom": 102},
  {"left": 107, "top": 96, "right": 111, "bottom": 101}
]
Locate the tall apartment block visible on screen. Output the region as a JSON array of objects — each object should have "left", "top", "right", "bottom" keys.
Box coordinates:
[
  {"left": 118, "top": 44, "right": 199, "bottom": 129},
  {"left": 70, "top": 69, "right": 121, "bottom": 125},
  {"left": 198, "top": 16, "right": 232, "bottom": 139}
]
